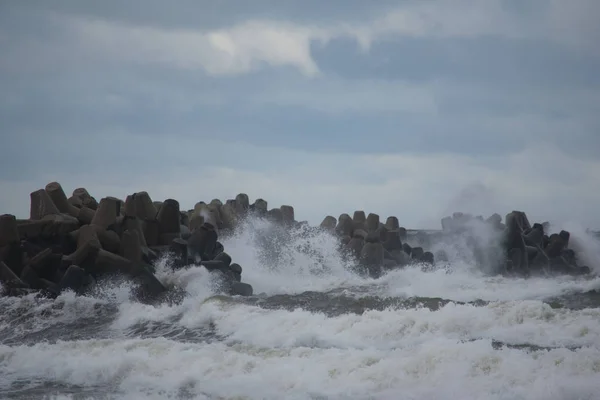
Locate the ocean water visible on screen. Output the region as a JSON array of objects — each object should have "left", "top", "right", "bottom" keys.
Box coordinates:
[{"left": 1, "top": 218, "right": 600, "bottom": 400}]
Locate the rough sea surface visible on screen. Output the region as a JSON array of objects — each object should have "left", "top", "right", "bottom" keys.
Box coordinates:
[{"left": 1, "top": 218, "right": 600, "bottom": 400}]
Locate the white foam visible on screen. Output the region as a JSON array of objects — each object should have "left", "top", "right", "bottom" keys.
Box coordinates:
[
  {"left": 377, "top": 264, "right": 600, "bottom": 302},
  {"left": 1, "top": 331, "right": 599, "bottom": 399},
  {"left": 2, "top": 217, "right": 600, "bottom": 399},
  {"left": 140, "top": 298, "right": 600, "bottom": 350},
  {"left": 0, "top": 288, "right": 116, "bottom": 343}
]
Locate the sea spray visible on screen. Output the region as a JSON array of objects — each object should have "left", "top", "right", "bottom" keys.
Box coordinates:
[
  {"left": 552, "top": 221, "right": 600, "bottom": 273},
  {"left": 418, "top": 217, "right": 506, "bottom": 275},
  {"left": 220, "top": 215, "right": 362, "bottom": 295}
]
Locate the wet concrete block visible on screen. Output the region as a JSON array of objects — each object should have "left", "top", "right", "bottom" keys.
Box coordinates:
[
  {"left": 213, "top": 251, "right": 232, "bottom": 268},
  {"left": 120, "top": 230, "right": 142, "bottom": 263},
  {"left": 20, "top": 265, "right": 45, "bottom": 290},
  {"left": 143, "top": 219, "right": 160, "bottom": 247},
  {"left": 122, "top": 216, "right": 148, "bottom": 247},
  {"left": 131, "top": 191, "right": 158, "bottom": 220},
  {"left": 57, "top": 265, "right": 89, "bottom": 294},
  {"left": 385, "top": 216, "right": 400, "bottom": 231},
  {"left": 0, "top": 214, "right": 19, "bottom": 247},
  {"left": 280, "top": 205, "right": 295, "bottom": 224},
  {"left": 72, "top": 188, "right": 98, "bottom": 210},
  {"left": 0, "top": 260, "right": 28, "bottom": 288},
  {"left": 231, "top": 282, "right": 253, "bottom": 296},
  {"left": 319, "top": 216, "right": 337, "bottom": 232},
  {"left": 45, "top": 182, "right": 79, "bottom": 217},
  {"left": 91, "top": 197, "right": 122, "bottom": 230},
  {"left": 157, "top": 199, "right": 181, "bottom": 234},
  {"left": 76, "top": 207, "right": 96, "bottom": 225},
  {"left": 252, "top": 198, "right": 268, "bottom": 215},
  {"left": 335, "top": 214, "right": 354, "bottom": 237},
  {"left": 187, "top": 223, "right": 218, "bottom": 261},
  {"left": 366, "top": 213, "right": 380, "bottom": 232},
  {"left": 169, "top": 237, "right": 188, "bottom": 268},
  {"left": 30, "top": 189, "right": 60, "bottom": 220},
  {"left": 96, "top": 229, "right": 121, "bottom": 253},
  {"left": 159, "top": 232, "right": 180, "bottom": 246}
]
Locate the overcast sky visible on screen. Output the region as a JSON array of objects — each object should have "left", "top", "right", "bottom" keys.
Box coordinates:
[{"left": 1, "top": 0, "right": 599, "bottom": 229}]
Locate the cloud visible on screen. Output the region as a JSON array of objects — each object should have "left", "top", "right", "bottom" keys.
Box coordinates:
[
  {"left": 356, "top": 0, "right": 600, "bottom": 55},
  {"left": 65, "top": 17, "right": 321, "bottom": 76},
  {"left": 5, "top": 0, "right": 597, "bottom": 78},
  {"left": 4, "top": 65, "right": 597, "bottom": 161}
]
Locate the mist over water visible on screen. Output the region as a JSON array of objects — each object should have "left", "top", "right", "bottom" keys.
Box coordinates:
[
  {"left": 551, "top": 221, "right": 600, "bottom": 273},
  {"left": 1, "top": 215, "right": 600, "bottom": 399}
]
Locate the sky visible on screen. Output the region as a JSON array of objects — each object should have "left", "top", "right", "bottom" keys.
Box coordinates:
[{"left": 1, "top": 0, "right": 599, "bottom": 229}]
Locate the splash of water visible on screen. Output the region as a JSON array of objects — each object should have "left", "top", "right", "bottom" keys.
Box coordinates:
[{"left": 221, "top": 216, "right": 364, "bottom": 295}]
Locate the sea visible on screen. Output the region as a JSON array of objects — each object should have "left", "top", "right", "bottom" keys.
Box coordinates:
[{"left": 1, "top": 217, "right": 600, "bottom": 400}]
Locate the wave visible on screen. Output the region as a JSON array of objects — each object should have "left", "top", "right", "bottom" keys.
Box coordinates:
[
  {"left": 1, "top": 215, "right": 600, "bottom": 399},
  {"left": 2, "top": 303, "right": 600, "bottom": 399}
]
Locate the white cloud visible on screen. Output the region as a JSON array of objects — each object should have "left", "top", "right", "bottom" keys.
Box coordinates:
[
  {"left": 3, "top": 135, "right": 600, "bottom": 230},
  {"left": 36, "top": 0, "right": 596, "bottom": 78},
  {"left": 65, "top": 17, "right": 321, "bottom": 76}
]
